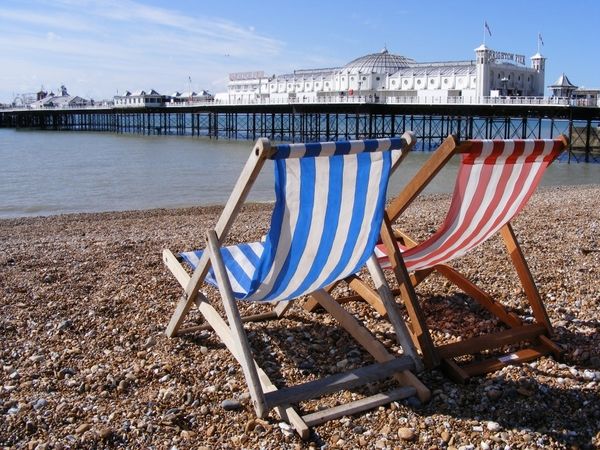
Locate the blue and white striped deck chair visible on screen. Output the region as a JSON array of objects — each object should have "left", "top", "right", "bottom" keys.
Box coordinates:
[{"left": 162, "top": 132, "right": 429, "bottom": 437}]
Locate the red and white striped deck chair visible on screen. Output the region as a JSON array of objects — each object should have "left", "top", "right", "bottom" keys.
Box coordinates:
[{"left": 322, "top": 134, "right": 569, "bottom": 381}]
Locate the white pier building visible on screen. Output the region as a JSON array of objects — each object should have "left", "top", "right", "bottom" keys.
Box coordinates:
[{"left": 226, "top": 45, "right": 545, "bottom": 104}]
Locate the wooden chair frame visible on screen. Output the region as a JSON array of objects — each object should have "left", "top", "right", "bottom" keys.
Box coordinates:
[
  {"left": 163, "top": 137, "right": 430, "bottom": 437},
  {"left": 306, "top": 134, "right": 568, "bottom": 382}
]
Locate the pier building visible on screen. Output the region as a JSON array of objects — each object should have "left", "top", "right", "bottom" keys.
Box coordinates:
[{"left": 226, "top": 45, "right": 545, "bottom": 103}]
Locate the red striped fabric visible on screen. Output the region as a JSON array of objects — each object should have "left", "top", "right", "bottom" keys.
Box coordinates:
[{"left": 376, "top": 138, "right": 564, "bottom": 272}]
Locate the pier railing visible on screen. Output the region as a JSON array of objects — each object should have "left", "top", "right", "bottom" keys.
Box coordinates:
[{"left": 1, "top": 95, "right": 596, "bottom": 112}]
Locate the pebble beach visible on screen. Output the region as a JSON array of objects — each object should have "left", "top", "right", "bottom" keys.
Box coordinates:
[{"left": 1, "top": 184, "right": 599, "bottom": 449}]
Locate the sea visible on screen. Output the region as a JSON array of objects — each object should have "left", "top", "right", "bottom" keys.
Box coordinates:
[{"left": 0, "top": 128, "right": 598, "bottom": 218}]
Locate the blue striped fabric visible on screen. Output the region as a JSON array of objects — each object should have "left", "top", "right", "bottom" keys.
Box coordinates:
[{"left": 181, "top": 139, "right": 400, "bottom": 302}]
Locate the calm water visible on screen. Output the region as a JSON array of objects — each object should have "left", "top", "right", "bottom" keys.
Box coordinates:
[{"left": 0, "top": 129, "right": 598, "bottom": 218}]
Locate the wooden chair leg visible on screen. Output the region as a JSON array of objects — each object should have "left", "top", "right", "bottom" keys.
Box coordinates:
[
  {"left": 207, "top": 231, "right": 267, "bottom": 418},
  {"left": 380, "top": 215, "right": 439, "bottom": 367},
  {"left": 365, "top": 255, "right": 423, "bottom": 372},
  {"left": 303, "top": 281, "right": 339, "bottom": 312},
  {"left": 500, "top": 223, "right": 553, "bottom": 333}
]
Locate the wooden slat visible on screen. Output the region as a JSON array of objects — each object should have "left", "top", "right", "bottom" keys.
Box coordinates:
[
  {"left": 347, "top": 276, "right": 388, "bottom": 316},
  {"left": 302, "top": 387, "right": 416, "bottom": 427},
  {"left": 538, "top": 335, "right": 564, "bottom": 358},
  {"left": 436, "top": 323, "right": 546, "bottom": 359},
  {"left": 365, "top": 254, "right": 422, "bottom": 371},
  {"left": 163, "top": 249, "right": 190, "bottom": 288},
  {"left": 387, "top": 135, "right": 460, "bottom": 222},
  {"left": 265, "top": 357, "right": 414, "bottom": 408},
  {"left": 500, "top": 223, "right": 553, "bottom": 333},
  {"left": 440, "top": 358, "right": 471, "bottom": 384},
  {"left": 302, "top": 280, "right": 339, "bottom": 313},
  {"left": 207, "top": 230, "right": 267, "bottom": 418},
  {"left": 461, "top": 345, "right": 551, "bottom": 377},
  {"left": 434, "top": 264, "right": 523, "bottom": 328},
  {"left": 380, "top": 215, "right": 438, "bottom": 368},
  {"left": 181, "top": 310, "right": 279, "bottom": 332}
]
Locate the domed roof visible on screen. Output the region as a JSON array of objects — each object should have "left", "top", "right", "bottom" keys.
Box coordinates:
[{"left": 342, "top": 48, "right": 415, "bottom": 75}]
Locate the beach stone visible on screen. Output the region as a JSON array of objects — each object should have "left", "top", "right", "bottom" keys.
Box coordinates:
[
  {"left": 441, "top": 430, "right": 451, "bottom": 442},
  {"left": 57, "top": 319, "right": 72, "bottom": 330},
  {"left": 76, "top": 424, "right": 91, "bottom": 434},
  {"left": 25, "top": 421, "right": 37, "bottom": 435},
  {"left": 221, "top": 399, "right": 241, "bottom": 411},
  {"left": 144, "top": 336, "right": 157, "bottom": 348},
  {"left": 43, "top": 274, "right": 56, "bottom": 284},
  {"left": 33, "top": 399, "right": 48, "bottom": 410},
  {"left": 97, "top": 427, "right": 113, "bottom": 440},
  {"left": 486, "top": 421, "right": 501, "bottom": 432},
  {"left": 486, "top": 389, "right": 502, "bottom": 401},
  {"left": 398, "top": 427, "right": 416, "bottom": 441}
]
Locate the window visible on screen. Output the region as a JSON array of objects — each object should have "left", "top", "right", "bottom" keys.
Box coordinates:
[
  {"left": 350, "top": 76, "right": 355, "bottom": 81},
  {"left": 416, "top": 79, "right": 421, "bottom": 85},
  {"left": 391, "top": 80, "right": 396, "bottom": 85},
  {"left": 403, "top": 79, "right": 408, "bottom": 85},
  {"left": 376, "top": 77, "right": 380, "bottom": 81}
]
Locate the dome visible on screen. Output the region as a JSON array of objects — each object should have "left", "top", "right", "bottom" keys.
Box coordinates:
[{"left": 342, "top": 48, "right": 415, "bottom": 75}]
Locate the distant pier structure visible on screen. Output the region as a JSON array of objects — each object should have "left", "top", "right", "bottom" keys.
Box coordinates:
[
  {"left": 2, "top": 45, "right": 600, "bottom": 161},
  {"left": 1, "top": 101, "right": 599, "bottom": 162}
]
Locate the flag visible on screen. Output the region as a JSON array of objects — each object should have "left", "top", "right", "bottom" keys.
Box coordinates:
[
  {"left": 484, "top": 21, "right": 492, "bottom": 37},
  {"left": 538, "top": 33, "right": 544, "bottom": 46}
]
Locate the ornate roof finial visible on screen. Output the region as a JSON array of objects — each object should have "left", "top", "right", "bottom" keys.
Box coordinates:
[{"left": 381, "top": 44, "right": 388, "bottom": 54}]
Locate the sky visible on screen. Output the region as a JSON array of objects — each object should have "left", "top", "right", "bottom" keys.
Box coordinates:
[{"left": 1, "top": 0, "right": 598, "bottom": 103}]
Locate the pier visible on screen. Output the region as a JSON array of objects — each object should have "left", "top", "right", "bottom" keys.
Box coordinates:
[{"left": 1, "top": 102, "right": 599, "bottom": 161}]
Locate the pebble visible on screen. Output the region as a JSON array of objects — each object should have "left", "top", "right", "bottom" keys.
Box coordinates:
[
  {"left": 75, "top": 423, "right": 91, "bottom": 434},
  {"left": 33, "top": 399, "right": 48, "bottom": 410},
  {"left": 486, "top": 421, "right": 501, "bottom": 432},
  {"left": 97, "top": 427, "right": 113, "bottom": 440},
  {"left": 441, "top": 430, "right": 451, "bottom": 442},
  {"left": 398, "top": 427, "right": 416, "bottom": 441},
  {"left": 25, "top": 421, "right": 37, "bottom": 435},
  {"left": 486, "top": 388, "right": 502, "bottom": 401},
  {"left": 144, "top": 336, "right": 157, "bottom": 348},
  {"left": 221, "top": 399, "right": 242, "bottom": 411},
  {"left": 279, "top": 422, "right": 294, "bottom": 437}
]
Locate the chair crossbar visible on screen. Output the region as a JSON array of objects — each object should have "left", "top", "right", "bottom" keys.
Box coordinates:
[
  {"left": 436, "top": 323, "right": 547, "bottom": 359},
  {"left": 264, "top": 356, "right": 414, "bottom": 408},
  {"left": 302, "top": 386, "right": 417, "bottom": 427}
]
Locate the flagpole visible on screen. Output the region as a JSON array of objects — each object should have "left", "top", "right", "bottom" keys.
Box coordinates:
[{"left": 483, "top": 20, "right": 486, "bottom": 45}]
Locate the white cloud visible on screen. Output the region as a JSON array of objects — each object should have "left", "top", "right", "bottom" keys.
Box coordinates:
[{"left": 0, "top": 0, "right": 284, "bottom": 101}]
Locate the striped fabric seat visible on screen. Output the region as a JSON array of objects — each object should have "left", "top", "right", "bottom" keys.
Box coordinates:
[
  {"left": 375, "top": 138, "right": 564, "bottom": 272},
  {"left": 182, "top": 138, "right": 407, "bottom": 301}
]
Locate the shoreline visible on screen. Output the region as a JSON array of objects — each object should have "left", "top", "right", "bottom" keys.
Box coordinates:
[
  {"left": 1, "top": 183, "right": 598, "bottom": 224},
  {"left": 1, "top": 184, "right": 599, "bottom": 448}
]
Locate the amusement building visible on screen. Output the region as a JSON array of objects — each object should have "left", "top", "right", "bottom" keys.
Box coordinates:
[{"left": 224, "top": 44, "right": 547, "bottom": 103}]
